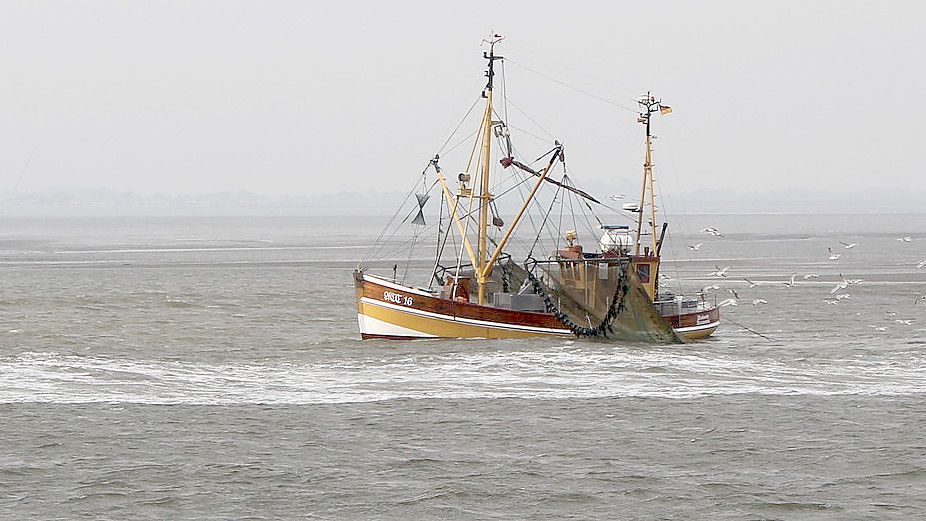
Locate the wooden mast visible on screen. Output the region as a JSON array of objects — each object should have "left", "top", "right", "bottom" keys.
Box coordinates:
[
  {"left": 476, "top": 35, "right": 502, "bottom": 305},
  {"left": 633, "top": 92, "right": 668, "bottom": 257},
  {"left": 632, "top": 93, "right": 671, "bottom": 301}
]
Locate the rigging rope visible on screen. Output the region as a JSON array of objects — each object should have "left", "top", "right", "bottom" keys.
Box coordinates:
[
  {"left": 506, "top": 58, "right": 638, "bottom": 114},
  {"left": 437, "top": 97, "right": 483, "bottom": 155},
  {"left": 503, "top": 39, "right": 643, "bottom": 101}
]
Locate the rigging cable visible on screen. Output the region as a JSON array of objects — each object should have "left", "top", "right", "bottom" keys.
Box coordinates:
[
  {"left": 505, "top": 58, "right": 638, "bottom": 114},
  {"left": 429, "top": 190, "right": 446, "bottom": 289},
  {"left": 528, "top": 181, "right": 565, "bottom": 258},
  {"left": 503, "top": 39, "right": 642, "bottom": 101},
  {"left": 11, "top": 144, "right": 38, "bottom": 194},
  {"left": 437, "top": 97, "right": 483, "bottom": 155},
  {"left": 504, "top": 97, "right": 557, "bottom": 141},
  {"left": 366, "top": 179, "right": 439, "bottom": 264},
  {"left": 655, "top": 176, "right": 684, "bottom": 294},
  {"left": 364, "top": 94, "right": 481, "bottom": 267},
  {"left": 361, "top": 178, "right": 421, "bottom": 266}
]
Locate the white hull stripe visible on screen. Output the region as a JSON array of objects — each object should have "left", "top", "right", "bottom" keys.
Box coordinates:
[
  {"left": 359, "top": 297, "right": 572, "bottom": 335},
  {"left": 361, "top": 273, "right": 436, "bottom": 298},
  {"left": 674, "top": 321, "right": 720, "bottom": 333}
]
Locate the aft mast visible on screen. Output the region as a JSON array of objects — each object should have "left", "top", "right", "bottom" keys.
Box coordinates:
[
  {"left": 632, "top": 93, "right": 672, "bottom": 301},
  {"left": 633, "top": 93, "right": 671, "bottom": 257}
]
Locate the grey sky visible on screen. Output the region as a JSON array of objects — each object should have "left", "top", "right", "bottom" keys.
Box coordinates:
[{"left": 1, "top": 1, "right": 923, "bottom": 200}]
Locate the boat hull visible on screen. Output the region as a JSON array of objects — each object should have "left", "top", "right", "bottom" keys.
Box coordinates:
[
  {"left": 663, "top": 307, "right": 721, "bottom": 341},
  {"left": 355, "top": 272, "right": 572, "bottom": 340},
  {"left": 354, "top": 271, "right": 720, "bottom": 342}
]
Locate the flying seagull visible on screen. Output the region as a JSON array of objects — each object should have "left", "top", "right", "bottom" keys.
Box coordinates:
[
  {"left": 751, "top": 298, "right": 768, "bottom": 306},
  {"left": 701, "top": 227, "right": 724, "bottom": 237},
  {"left": 702, "top": 284, "right": 721, "bottom": 291},
  {"left": 835, "top": 293, "right": 851, "bottom": 301},
  {"left": 727, "top": 288, "right": 740, "bottom": 300},
  {"left": 710, "top": 266, "right": 730, "bottom": 278},
  {"left": 839, "top": 241, "right": 858, "bottom": 249},
  {"left": 827, "top": 247, "right": 841, "bottom": 260},
  {"left": 916, "top": 260, "right": 926, "bottom": 270},
  {"left": 744, "top": 279, "right": 760, "bottom": 288},
  {"left": 839, "top": 273, "right": 863, "bottom": 285},
  {"left": 782, "top": 273, "right": 798, "bottom": 288},
  {"left": 718, "top": 298, "right": 738, "bottom": 307},
  {"left": 897, "top": 236, "right": 912, "bottom": 242}
]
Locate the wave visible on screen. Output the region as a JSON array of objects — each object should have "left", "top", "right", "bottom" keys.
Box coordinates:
[{"left": 1, "top": 349, "right": 923, "bottom": 405}]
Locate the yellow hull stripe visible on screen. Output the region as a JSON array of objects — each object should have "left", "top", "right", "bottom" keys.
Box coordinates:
[{"left": 358, "top": 301, "right": 564, "bottom": 339}]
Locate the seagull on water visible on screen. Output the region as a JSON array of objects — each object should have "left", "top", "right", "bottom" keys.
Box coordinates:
[
  {"left": 835, "top": 293, "right": 851, "bottom": 301},
  {"left": 897, "top": 236, "right": 912, "bottom": 242},
  {"left": 894, "top": 319, "right": 915, "bottom": 326},
  {"left": 718, "top": 298, "right": 738, "bottom": 307},
  {"left": 710, "top": 266, "right": 730, "bottom": 278},
  {"left": 701, "top": 227, "right": 724, "bottom": 237},
  {"left": 688, "top": 243, "right": 704, "bottom": 251},
  {"left": 803, "top": 273, "right": 820, "bottom": 279},
  {"left": 702, "top": 284, "right": 721, "bottom": 291},
  {"left": 839, "top": 241, "right": 858, "bottom": 249},
  {"left": 608, "top": 193, "right": 626, "bottom": 201},
  {"left": 822, "top": 298, "right": 839, "bottom": 305},
  {"left": 827, "top": 247, "right": 841, "bottom": 260},
  {"left": 751, "top": 298, "right": 768, "bottom": 306}
]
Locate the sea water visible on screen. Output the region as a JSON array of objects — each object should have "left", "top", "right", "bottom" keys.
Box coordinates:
[{"left": 1, "top": 212, "right": 924, "bottom": 519}]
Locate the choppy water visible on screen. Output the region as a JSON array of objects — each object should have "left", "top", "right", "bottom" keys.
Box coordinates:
[{"left": 1, "top": 213, "right": 925, "bottom": 519}]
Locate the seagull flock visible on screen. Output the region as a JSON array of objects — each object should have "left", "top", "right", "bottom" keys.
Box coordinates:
[{"left": 683, "top": 227, "right": 924, "bottom": 330}]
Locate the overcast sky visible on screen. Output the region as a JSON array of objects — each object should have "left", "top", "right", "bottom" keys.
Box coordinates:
[{"left": 1, "top": 1, "right": 923, "bottom": 202}]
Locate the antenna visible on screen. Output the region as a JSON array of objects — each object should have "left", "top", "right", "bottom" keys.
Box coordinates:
[{"left": 481, "top": 34, "right": 504, "bottom": 98}]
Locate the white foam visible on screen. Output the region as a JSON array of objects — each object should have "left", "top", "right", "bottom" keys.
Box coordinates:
[{"left": 0, "top": 349, "right": 923, "bottom": 405}]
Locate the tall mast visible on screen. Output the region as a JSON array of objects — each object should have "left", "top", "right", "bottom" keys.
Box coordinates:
[
  {"left": 476, "top": 35, "right": 503, "bottom": 305},
  {"left": 633, "top": 92, "right": 669, "bottom": 257}
]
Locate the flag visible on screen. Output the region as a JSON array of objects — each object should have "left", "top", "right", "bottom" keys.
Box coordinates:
[{"left": 660, "top": 105, "right": 672, "bottom": 115}]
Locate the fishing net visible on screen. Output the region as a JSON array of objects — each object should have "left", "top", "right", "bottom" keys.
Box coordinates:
[{"left": 530, "top": 259, "right": 682, "bottom": 343}]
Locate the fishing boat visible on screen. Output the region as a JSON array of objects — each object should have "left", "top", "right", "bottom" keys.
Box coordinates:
[{"left": 354, "top": 36, "right": 719, "bottom": 343}]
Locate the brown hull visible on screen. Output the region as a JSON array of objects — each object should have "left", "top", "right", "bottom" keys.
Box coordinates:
[{"left": 355, "top": 272, "right": 571, "bottom": 339}]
